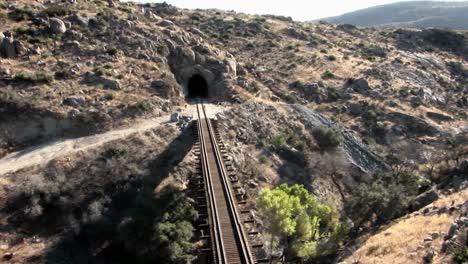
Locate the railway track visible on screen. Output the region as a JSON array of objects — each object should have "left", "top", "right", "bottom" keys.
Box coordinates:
[{"left": 195, "top": 103, "right": 256, "bottom": 264}]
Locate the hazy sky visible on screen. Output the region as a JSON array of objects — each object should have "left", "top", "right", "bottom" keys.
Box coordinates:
[{"left": 126, "top": 0, "right": 467, "bottom": 21}]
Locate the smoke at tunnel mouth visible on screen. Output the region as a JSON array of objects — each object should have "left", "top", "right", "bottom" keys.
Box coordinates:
[{"left": 187, "top": 74, "right": 209, "bottom": 98}]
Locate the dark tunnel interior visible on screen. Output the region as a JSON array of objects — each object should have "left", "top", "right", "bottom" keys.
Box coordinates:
[{"left": 187, "top": 74, "right": 209, "bottom": 98}]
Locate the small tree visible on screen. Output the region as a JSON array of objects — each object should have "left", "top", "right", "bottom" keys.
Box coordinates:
[
  {"left": 312, "top": 126, "right": 342, "bottom": 153},
  {"left": 257, "top": 184, "right": 343, "bottom": 261}
]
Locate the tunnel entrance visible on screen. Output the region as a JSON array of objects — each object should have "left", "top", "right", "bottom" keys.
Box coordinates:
[{"left": 187, "top": 74, "right": 209, "bottom": 98}]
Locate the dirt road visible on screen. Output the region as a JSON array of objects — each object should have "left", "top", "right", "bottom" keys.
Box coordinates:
[{"left": 0, "top": 103, "right": 226, "bottom": 176}]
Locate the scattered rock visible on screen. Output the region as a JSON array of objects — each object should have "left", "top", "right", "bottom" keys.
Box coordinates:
[
  {"left": 426, "top": 112, "right": 453, "bottom": 122},
  {"left": 63, "top": 96, "right": 86, "bottom": 108},
  {"left": 170, "top": 112, "right": 180, "bottom": 122},
  {"left": 461, "top": 201, "right": 468, "bottom": 216},
  {"left": 65, "top": 14, "right": 89, "bottom": 27},
  {"left": 430, "top": 232, "right": 439, "bottom": 240},
  {"left": 446, "top": 222, "right": 459, "bottom": 240},
  {"left": 423, "top": 249, "right": 434, "bottom": 263},
  {"left": 248, "top": 179, "right": 258, "bottom": 188},
  {"left": 63, "top": 40, "right": 81, "bottom": 50},
  {"left": 284, "top": 27, "right": 308, "bottom": 40},
  {"left": 159, "top": 19, "right": 175, "bottom": 27},
  {"left": 3, "top": 252, "right": 13, "bottom": 261},
  {"left": 144, "top": 9, "right": 162, "bottom": 21},
  {"left": 13, "top": 40, "right": 26, "bottom": 56},
  {"left": 49, "top": 18, "right": 67, "bottom": 34},
  {"left": 348, "top": 102, "right": 365, "bottom": 116},
  {"left": 191, "top": 28, "right": 205, "bottom": 37}
]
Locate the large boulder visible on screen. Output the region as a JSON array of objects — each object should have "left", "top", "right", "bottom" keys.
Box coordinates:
[
  {"left": 49, "top": 18, "right": 67, "bottom": 34},
  {"left": 412, "top": 188, "right": 439, "bottom": 211},
  {"left": 0, "top": 37, "right": 16, "bottom": 58},
  {"left": 65, "top": 14, "right": 89, "bottom": 27},
  {"left": 348, "top": 78, "right": 371, "bottom": 94},
  {"left": 151, "top": 79, "right": 175, "bottom": 98},
  {"left": 81, "top": 72, "right": 121, "bottom": 90}
]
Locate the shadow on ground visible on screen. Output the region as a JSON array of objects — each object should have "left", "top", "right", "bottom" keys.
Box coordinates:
[{"left": 2, "top": 126, "right": 195, "bottom": 263}]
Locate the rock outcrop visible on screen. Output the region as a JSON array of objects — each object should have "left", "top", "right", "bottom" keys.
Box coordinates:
[{"left": 292, "top": 104, "right": 389, "bottom": 174}]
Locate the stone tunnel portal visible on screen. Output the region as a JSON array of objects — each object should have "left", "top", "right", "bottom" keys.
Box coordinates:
[{"left": 187, "top": 74, "right": 209, "bottom": 98}]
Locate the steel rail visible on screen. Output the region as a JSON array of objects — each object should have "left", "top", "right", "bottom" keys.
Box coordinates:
[{"left": 197, "top": 103, "right": 255, "bottom": 264}]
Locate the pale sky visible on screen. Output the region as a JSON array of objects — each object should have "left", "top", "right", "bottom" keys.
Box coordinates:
[{"left": 125, "top": 0, "right": 467, "bottom": 21}]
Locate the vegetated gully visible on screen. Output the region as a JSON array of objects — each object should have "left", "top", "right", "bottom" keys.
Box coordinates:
[{"left": 194, "top": 103, "right": 264, "bottom": 264}]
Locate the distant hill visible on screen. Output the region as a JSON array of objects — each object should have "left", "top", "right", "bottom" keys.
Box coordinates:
[{"left": 322, "top": 1, "right": 468, "bottom": 29}]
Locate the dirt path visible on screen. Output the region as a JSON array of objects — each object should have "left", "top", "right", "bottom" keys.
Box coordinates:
[{"left": 0, "top": 103, "right": 227, "bottom": 176}]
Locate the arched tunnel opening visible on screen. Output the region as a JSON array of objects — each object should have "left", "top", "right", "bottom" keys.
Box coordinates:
[{"left": 187, "top": 74, "right": 209, "bottom": 98}]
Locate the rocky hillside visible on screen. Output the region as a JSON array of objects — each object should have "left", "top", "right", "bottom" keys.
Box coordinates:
[
  {"left": 322, "top": 1, "right": 468, "bottom": 30},
  {"left": 0, "top": 1, "right": 467, "bottom": 263}
]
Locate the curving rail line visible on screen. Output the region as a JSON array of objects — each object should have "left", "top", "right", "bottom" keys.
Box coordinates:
[{"left": 196, "top": 103, "right": 255, "bottom": 264}]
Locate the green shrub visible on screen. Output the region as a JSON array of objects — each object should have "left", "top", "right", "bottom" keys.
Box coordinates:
[
  {"left": 106, "top": 47, "right": 118, "bottom": 56},
  {"left": 137, "top": 101, "right": 153, "bottom": 112},
  {"left": 322, "top": 70, "right": 335, "bottom": 79},
  {"left": 8, "top": 8, "right": 34, "bottom": 21},
  {"left": 271, "top": 134, "right": 286, "bottom": 149},
  {"left": 13, "top": 71, "right": 54, "bottom": 84},
  {"left": 42, "top": 5, "right": 71, "bottom": 17},
  {"left": 346, "top": 172, "right": 421, "bottom": 228},
  {"left": 327, "top": 55, "right": 337, "bottom": 61},
  {"left": 312, "top": 126, "right": 341, "bottom": 152},
  {"left": 0, "top": 10, "right": 7, "bottom": 18},
  {"left": 105, "top": 144, "right": 129, "bottom": 158},
  {"left": 13, "top": 26, "right": 32, "bottom": 36},
  {"left": 452, "top": 244, "right": 468, "bottom": 264},
  {"left": 257, "top": 184, "right": 345, "bottom": 260},
  {"left": 327, "top": 88, "right": 342, "bottom": 101},
  {"left": 93, "top": 66, "right": 112, "bottom": 77},
  {"left": 259, "top": 155, "right": 269, "bottom": 164},
  {"left": 105, "top": 92, "right": 116, "bottom": 100}
]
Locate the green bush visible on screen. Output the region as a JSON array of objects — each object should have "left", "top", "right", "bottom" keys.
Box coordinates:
[
  {"left": 93, "top": 66, "right": 112, "bottom": 77},
  {"left": 259, "top": 155, "right": 269, "bottom": 164},
  {"left": 42, "top": 5, "right": 71, "bottom": 17},
  {"left": 137, "top": 101, "right": 153, "bottom": 112},
  {"left": 312, "top": 126, "right": 341, "bottom": 152},
  {"left": 327, "top": 55, "right": 337, "bottom": 61},
  {"left": 13, "top": 71, "right": 54, "bottom": 84},
  {"left": 346, "top": 172, "right": 421, "bottom": 228},
  {"left": 105, "top": 92, "right": 116, "bottom": 100},
  {"left": 105, "top": 144, "right": 129, "bottom": 158},
  {"left": 8, "top": 8, "right": 34, "bottom": 21},
  {"left": 106, "top": 47, "right": 118, "bottom": 56},
  {"left": 452, "top": 244, "right": 468, "bottom": 264},
  {"left": 271, "top": 134, "right": 286, "bottom": 149},
  {"left": 0, "top": 10, "right": 7, "bottom": 18},
  {"left": 257, "top": 184, "right": 345, "bottom": 260},
  {"left": 322, "top": 70, "right": 335, "bottom": 79}
]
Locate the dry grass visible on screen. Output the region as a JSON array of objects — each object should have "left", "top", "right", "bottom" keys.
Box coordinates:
[{"left": 344, "top": 189, "right": 468, "bottom": 264}]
